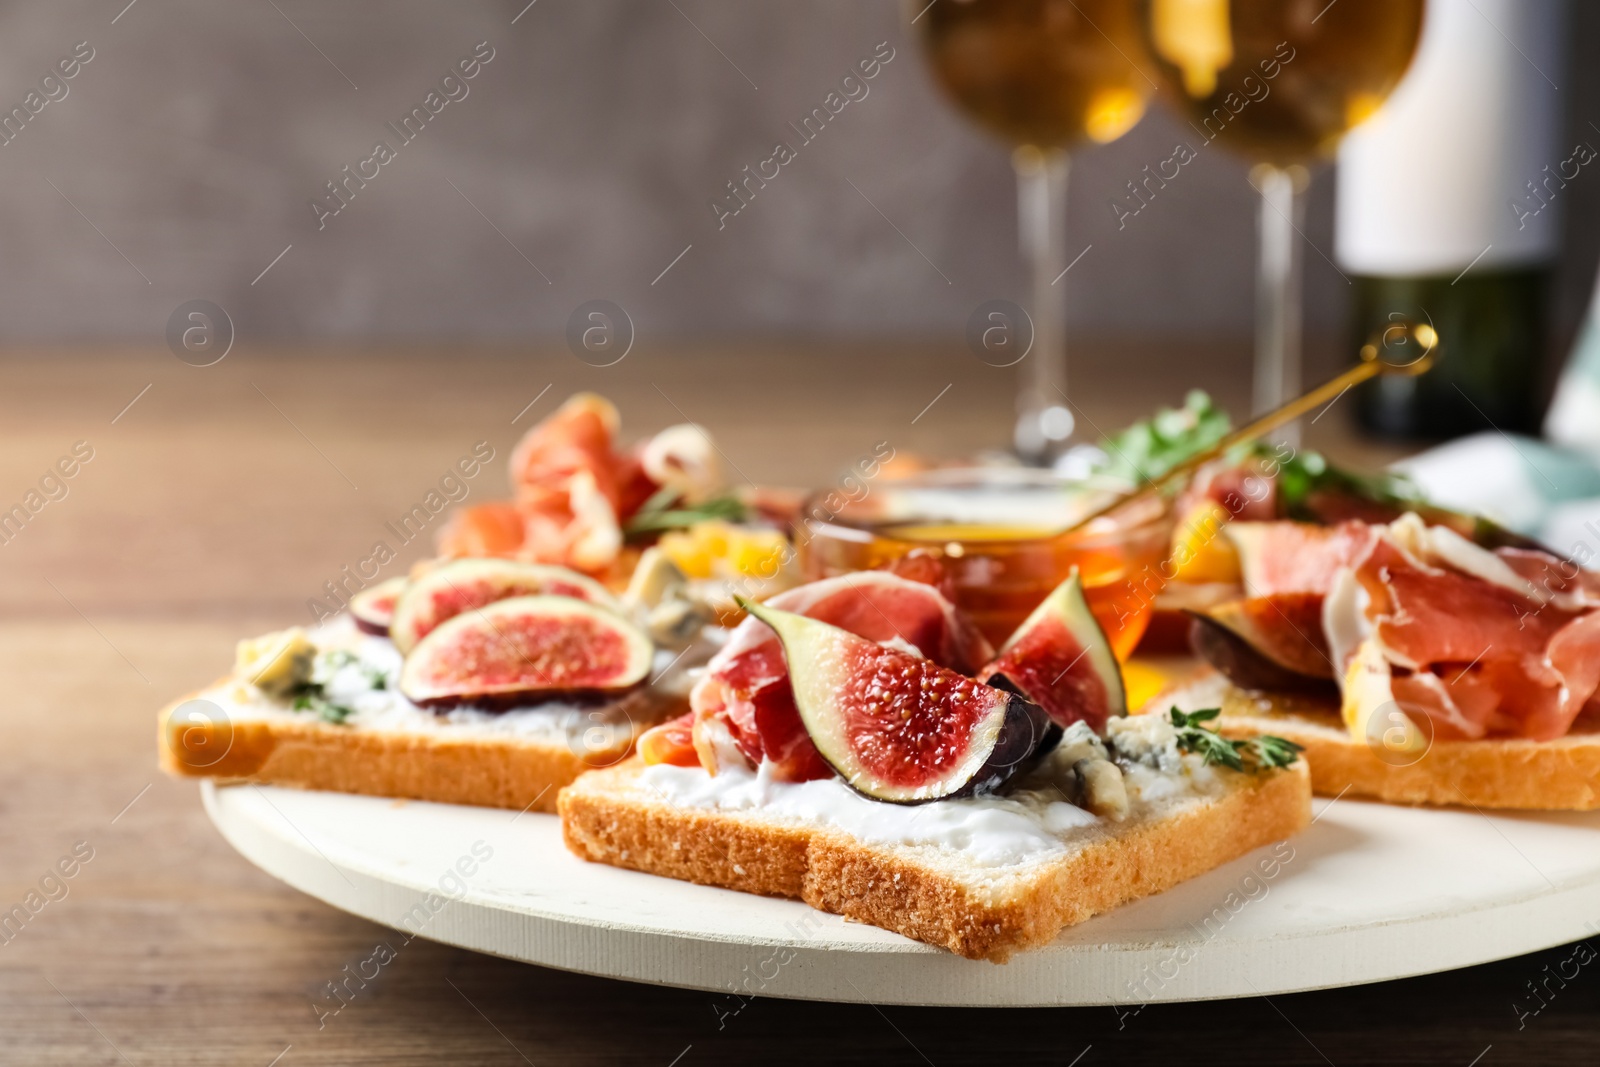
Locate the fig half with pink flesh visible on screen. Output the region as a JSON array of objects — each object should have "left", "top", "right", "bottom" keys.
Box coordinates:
[
  {"left": 738, "top": 598, "right": 1059, "bottom": 804},
  {"left": 389, "top": 558, "right": 622, "bottom": 654},
  {"left": 976, "top": 570, "right": 1125, "bottom": 731},
  {"left": 350, "top": 576, "right": 409, "bottom": 636},
  {"left": 1187, "top": 611, "right": 1336, "bottom": 694},
  {"left": 399, "top": 595, "right": 652, "bottom": 706}
]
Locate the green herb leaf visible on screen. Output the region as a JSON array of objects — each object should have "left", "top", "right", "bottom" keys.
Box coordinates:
[
  {"left": 1170, "top": 707, "right": 1220, "bottom": 727},
  {"left": 1169, "top": 706, "right": 1302, "bottom": 773},
  {"left": 316, "top": 700, "right": 354, "bottom": 725},
  {"left": 1257, "top": 441, "right": 1540, "bottom": 550},
  {"left": 1242, "top": 733, "right": 1304, "bottom": 771},
  {"left": 1258, "top": 442, "right": 1423, "bottom": 520},
  {"left": 291, "top": 688, "right": 354, "bottom": 725},
  {"left": 1094, "top": 390, "right": 1232, "bottom": 487},
  {"left": 623, "top": 492, "right": 747, "bottom": 538}
]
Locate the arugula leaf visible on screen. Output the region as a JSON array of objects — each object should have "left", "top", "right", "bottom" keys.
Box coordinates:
[
  {"left": 1259, "top": 442, "right": 1540, "bottom": 550},
  {"left": 1094, "top": 390, "right": 1232, "bottom": 486},
  {"left": 1169, "top": 706, "right": 1302, "bottom": 773},
  {"left": 1262, "top": 444, "right": 1423, "bottom": 520}
]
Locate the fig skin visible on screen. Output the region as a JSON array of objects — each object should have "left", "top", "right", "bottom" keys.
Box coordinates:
[
  {"left": 960, "top": 673, "right": 1063, "bottom": 799},
  {"left": 350, "top": 576, "right": 409, "bottom": 636},
  {"left": 1202, "top": 593, "right": 1334, "bottom": 679},
  {"left": 409, "top": 686, "right": 639, "bottom": 713},
  {"left": 1187, "top": 612, "right": 1336, "bottom": 694}
]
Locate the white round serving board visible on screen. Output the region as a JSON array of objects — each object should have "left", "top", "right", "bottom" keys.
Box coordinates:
[{"left": 203, "top": 781, "right": 1600, "bottom": 1007}]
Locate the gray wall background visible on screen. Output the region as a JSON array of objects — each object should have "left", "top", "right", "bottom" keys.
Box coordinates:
[{"left": 0, "top": 0, "right": 1596, "bottom": 355}]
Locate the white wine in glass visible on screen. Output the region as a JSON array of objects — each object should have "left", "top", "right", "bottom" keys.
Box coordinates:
[
  {"left": 1139, "top": 0, "right": 1424, "bottom": 434},
  {"left": 913, "top": 0, "right": 1154, "bottom": 462}
]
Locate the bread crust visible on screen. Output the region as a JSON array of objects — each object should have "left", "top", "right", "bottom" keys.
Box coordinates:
[
  {"left": 559, "top": 759, "right": 1311, "bottom": 962},
  {"left": 1165, "top": 670, "right": 1600, "bottom": 810},
  {"left": 158, "top": 682, "right": 662, "bottom": 813}
]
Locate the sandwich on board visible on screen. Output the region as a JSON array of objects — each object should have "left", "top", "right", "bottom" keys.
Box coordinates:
[
  {"left": 159, "top": 555, "right": 707, "bottom": 813},
  {"left": 1172, "top": 511, "right": 1600, "bottom": 810},
  {"left": 159, "top": 393, "right": 739, "bottom": 813},
  {"left": 1104, "top": 393, "right": 1600, "bottom": 810},
  {"left": 562, "top": 571, "right": 1311, "bottom": 962}
]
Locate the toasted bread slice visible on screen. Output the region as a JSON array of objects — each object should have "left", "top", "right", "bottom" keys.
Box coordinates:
[
  {"left": 159, "top": 681, "right": 679, "bottom": 814},
  {"left": 1164, "top": 670, "right": 1600, "bottom": 811},
  {"left": 560, "top": 756, "right": 1310, "bottom": 962}
]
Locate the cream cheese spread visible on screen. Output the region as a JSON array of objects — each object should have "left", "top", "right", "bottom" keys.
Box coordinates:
[
  {"left": 203, "top": 615, "right": 703, "bottom": 747},
  {"left": 639, "top": 714, "right": 1222, "bottom": 868}
]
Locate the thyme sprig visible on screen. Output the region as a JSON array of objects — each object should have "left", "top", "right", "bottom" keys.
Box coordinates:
[{"left": 1169, "top": 707, "right": 1302, "bottom": 773}]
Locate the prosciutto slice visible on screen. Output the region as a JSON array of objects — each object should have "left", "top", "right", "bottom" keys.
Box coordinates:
[
  {"left": 1339, "top": 518, "right": 1600, "bottom": 742},
  {"left": 690, "top": 572, "right": 992, "bottom": 779},
  {"left": 1495, "top": 547, "right": 1600, "bottom": 611},
  {"left": 436, "top": 393, "right": 705, "bottom": 575}
]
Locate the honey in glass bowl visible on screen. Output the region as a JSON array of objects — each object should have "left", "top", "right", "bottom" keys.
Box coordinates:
[{"left": 794, "top": 469, "right": 1173, "bottom": 658}]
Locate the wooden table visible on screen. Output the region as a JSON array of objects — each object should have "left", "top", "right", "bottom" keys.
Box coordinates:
[{"left": 1, "top": 345, "right": 1591, "bottom": 1065}]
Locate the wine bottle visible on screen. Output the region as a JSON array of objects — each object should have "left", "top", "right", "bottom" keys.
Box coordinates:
[{"left": 1335, "top": 0, "right": 1567, "bottom": 438}]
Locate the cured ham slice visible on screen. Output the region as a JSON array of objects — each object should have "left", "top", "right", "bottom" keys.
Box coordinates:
[
  {"left": 1334, "top": 517, "right": 1600, "bottom": 743},
  {"left": 690, "top": 573, "right": 993, "bottom": 780},
  {"left": 435, "top": 393, "right": 724, "bottom": 575},
  {"left": 1495, "top": 547, "right": 1600, "bottom": 611},
  {"left": 435, "top": 501, "right": 528, "bottom": 559},
  {"left": 1352, "top": 537, "right": 1564, "bottom": 671},
  {"left": 1199, "top": 512, "right": 1600, "bottom": 743},
  {"left": 1540, "top": 611, "right": 1600, "bottom": 738},
  {"left": 1179, "top": 460, "right": 1278, "bottom": 522},
  {"left": 510, "top": 393, "right": 623, "bottom": 513},
  {"left": 504, "top": 395, "right": 626, "bottom": 572}
]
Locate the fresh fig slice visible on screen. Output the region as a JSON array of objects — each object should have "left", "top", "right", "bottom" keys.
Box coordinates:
[
  {"left": 1187, "top": 611, "right": 1336, "bottom": 694},
  {"left": 738, "top": 598, "right": 1059, "bottom": 804},
  {"left": 349, "top": 576, "right": 409, "bottom": 636},
  {"left": 691, "top": 572, "right": 994, "bottom": 783},
  {"left": 1225, "top": 521, "right": 1377, "bottom": 598},
  {"left": 399, "top": 595, "right": 652, "bottom": 706},
  {"left": 976, "top": 570, "right": 1125, "bottom": 731},
  {"left": 1202, "top": 594, "right": 1334, "bottom": 679},
  {"left": 389, "top": 558, "right": 622, "bottom": 654}
]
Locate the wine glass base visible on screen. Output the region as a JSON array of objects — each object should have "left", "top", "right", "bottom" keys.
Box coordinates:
[{"left": 1013, "top": 403, "right": 1077, "bottom": 466}]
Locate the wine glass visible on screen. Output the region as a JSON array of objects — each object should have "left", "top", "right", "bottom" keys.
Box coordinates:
[
  {"left": 1138, "top": 0, "right": 1424, "bottom": 441},
  {"left": 912, "top": 0, "right": 1154, "bottom": 462}
]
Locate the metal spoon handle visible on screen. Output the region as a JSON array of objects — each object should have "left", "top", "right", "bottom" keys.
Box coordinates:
[{"left": 1063, "top": 322, "right": 1439, "bottom": 534}]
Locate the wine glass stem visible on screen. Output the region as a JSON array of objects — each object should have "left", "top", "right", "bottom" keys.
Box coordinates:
[
  {"left": 1254, "top": 163, "right": 1305, "bottom": 447},
  {"left": 1014, "top": 146, "right": 1070, "bottom": 462}
]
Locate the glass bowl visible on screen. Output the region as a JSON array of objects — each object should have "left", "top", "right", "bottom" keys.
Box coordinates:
[{"left": 794, "top": 467, "right": 1173, "bottom": 657}]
